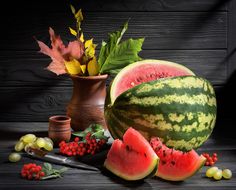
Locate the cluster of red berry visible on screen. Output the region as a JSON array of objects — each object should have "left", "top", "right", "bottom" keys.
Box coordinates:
[
  {"left": 59, "top": 133, "right": 107, "bottom": 156},
  {"left": 202, "top": 152, "right": 218, "bottom": 166},
  {"left": 21, "top": 163, "right": 45, "bottom": 180}
]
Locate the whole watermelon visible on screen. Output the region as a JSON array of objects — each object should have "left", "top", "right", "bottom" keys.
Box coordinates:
[{"left": 105, "top": 76, "right": 217, "bottom": 151}]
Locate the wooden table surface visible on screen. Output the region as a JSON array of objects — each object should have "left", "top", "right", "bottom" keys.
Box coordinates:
[{"left": 0, "top": 122, "right": 235, "bottom": 190}]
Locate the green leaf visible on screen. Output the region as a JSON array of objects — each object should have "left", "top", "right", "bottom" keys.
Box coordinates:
[
  {"left": 58, "top": 167, "right": 68, "bottom": 173},
  {"left": 89, "top": 123, "right": 103, "bottom": 132},
  {"left": 41, "top": 163, "right": 68, "bottom": 180},
  {"left": 99, "top": 38, "right": 144, "bottom": 76},
  {"left": 116, "top": 21, "right": 128, "bottom": 45},
  {"left": 41, "top": 168, "right": 52, "bottom": 176},
  {"left": 72, "top": 123, "right": 107, "bottom": 141},
  {"left": 72, "top": 131, "right": 86, "bottom": 137},
  {"left": 41, "top": 174, "right": 61, "bottom": 180},
  {"left": 98, "top": 41, "right": 108, "bottom": 70},
  {"left": 98, "top": 21, "right": 128, "bottom": 70},
  {"left": 92, "top": 130, "right": 109, "bottom": 140},
  {"left": 43, "top": 162, "right": 52, "bottom": 171}
]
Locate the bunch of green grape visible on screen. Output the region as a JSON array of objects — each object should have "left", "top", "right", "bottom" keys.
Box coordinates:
[
  {"left": 14, "top": 134, "right": 54, "bottom": 152},
  {"left": 206, "top": 166, "right": 232, "bottom": 180},
  {"left": 9, "top": 134, "right": 54, "bottom": 163}
]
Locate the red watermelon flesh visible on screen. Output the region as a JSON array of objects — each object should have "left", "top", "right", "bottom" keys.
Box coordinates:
[
  {"left": 104, "top": 128, "right": 159, "bottom": 181},
  {"left": 110, "top": 59, "right": 194, "bottom": 103},
  {"left": 150, "top": 137, "right": 206, "bottom": 181}
]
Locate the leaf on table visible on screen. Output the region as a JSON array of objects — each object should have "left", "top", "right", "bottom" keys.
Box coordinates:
[
  {"left": 41, "top": 174, "right": 61, "bottom": 180},
  {"left": 58, "top": 167, "right": 68, "bottom": 173},
  {"left": 72, "top": 131, "right": 86, "bottom": 137},
  {"left": 43, "top": 162, "right": 52, "bottom": 171},
  {"left": 41, "top": 163, "right": 68, "bottom": 180},
  {"left": 72, "top": 123, "right": 106, "bottom": 140},
  {"left": 92, "top": 130, "right": 109, "bottom": 140},
  {"left": 88, "top": 123, "right": 104, "bottom": 132}
]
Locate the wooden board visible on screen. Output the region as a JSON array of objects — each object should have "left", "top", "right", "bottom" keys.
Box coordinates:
[
  {"left": 0, "top": 86, "right": 225, "bottom": 122},
  {"left": 0, "top": 122, "right": 235, "bottom": 189},
  {"left": 0, "top": 87, "right": 71, "bottom": 121},
  {"left": 0, "top": 0, "right": 227, "bottom": 12},
  {"left": 0, "top": 50, "right": 227, "bottom": 86},
  {"left": 0, "top": 12, "right": 227, "bottom": 50}
]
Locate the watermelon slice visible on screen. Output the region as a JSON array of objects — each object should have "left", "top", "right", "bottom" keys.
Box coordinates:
[
  {"left": 150, "top": 137, "right": 206, "bottom": 181},
  {"left": 110, "top": 59, "right": 195, "bottom": 104},
  {"left": 104, "top": 128, "right": 159, "bottom": 181}
]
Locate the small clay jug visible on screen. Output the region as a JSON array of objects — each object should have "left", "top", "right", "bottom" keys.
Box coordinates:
[
  {"left": 48, "top": 115, "right": 71, "bottom": 146},
  {"left": 67, "top": 74, "right": 108, "bottom": 131}
]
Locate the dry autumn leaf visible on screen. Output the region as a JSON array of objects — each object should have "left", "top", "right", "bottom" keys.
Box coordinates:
[
  {"left": 88, "top": 57, "right": 99, "bottom": 76},
  {"left": 65, "top": 59, "right": 82, "bottom": 75},
  {"left": 36, "top": 28, "right": 84, "bottom": 75}
]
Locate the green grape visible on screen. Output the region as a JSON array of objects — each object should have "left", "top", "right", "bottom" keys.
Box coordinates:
[
  {"left": 206, "top": 167, "right": 218, "bottom": 178},
  {"left": 44, "top": 141, "right": 53, "bottom": 151},
  {"left": 14, "top": 141, "right": 25, "bottom": 152},
  {"left": 222, "top": 169, "right": 232, "bottom": 179},
  {"left": 36, "top": 137, "right": 46, "bottom": 148},
  {"left": 8, "top": 152, "right": 21, "bottom": 162},
  {"left": 21, "top": 134, "right": 36, "bottom": 143},
  {"left": 213, "top": 169, "right": 222, "bottom": 180},
  {"left": 20, "top": 135, "right": 25, "bottom": 142},
  {"left": 44, "top": 137, "right": 54, "bottom": 146},
  {"left": 24, "top": 142, "right": 39, "bottom": 152}
]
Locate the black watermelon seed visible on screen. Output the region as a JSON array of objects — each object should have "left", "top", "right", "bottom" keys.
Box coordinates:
[
  {"left": 171, "top": 161, "right": 175, "bottom": 165},
  {"left": 163, "top": 150, "right": 166, "bottom": 157},
  {"left": 162, "top": 160, "right": 166, "bottom": 165}
]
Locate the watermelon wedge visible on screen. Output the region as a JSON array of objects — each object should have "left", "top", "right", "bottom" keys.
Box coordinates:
[
  {"left": 104, "top": 128, "right": 159, "bottom": 181},
  {"left": 150, "top": 137, "right": 206, "bottom": 181}
]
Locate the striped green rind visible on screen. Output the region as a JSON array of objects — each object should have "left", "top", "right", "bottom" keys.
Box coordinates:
[
  {"left": 105, "top": 76, "right": 217, "bottom": 151},
  {"left": 110, "top": 59, "right": 195, "bottom": 104}
]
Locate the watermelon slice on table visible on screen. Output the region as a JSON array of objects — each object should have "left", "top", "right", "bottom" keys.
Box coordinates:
[
  {"left": 104, "top": 128, "right": 159, "bottom": 181},
  {"left": 150, "top": 137, "right": 206, "bottom": 181}
]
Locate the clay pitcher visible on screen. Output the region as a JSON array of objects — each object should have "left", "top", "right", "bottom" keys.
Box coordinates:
[{"left": 67, "top": 74, "right": 108, "bottom": 131}]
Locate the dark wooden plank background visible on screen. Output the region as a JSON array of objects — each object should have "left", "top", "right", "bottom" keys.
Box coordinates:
[
  {"left": 0, "top": 0, "right": 235, "bottom": 134},
  {"left": 1, "top": 1, "right": 236, "bottom": 189}
]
